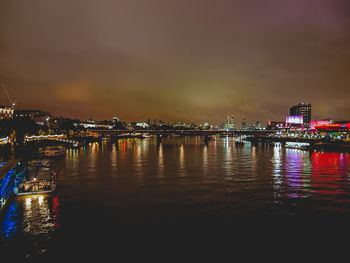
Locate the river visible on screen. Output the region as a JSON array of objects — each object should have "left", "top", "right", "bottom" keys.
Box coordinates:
[{"left": 1, "top": 136, "right": 350, "bottom": 261}]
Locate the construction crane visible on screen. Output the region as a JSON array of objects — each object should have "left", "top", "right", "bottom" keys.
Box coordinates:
[{"left": 1, "top": 83, "right": 16, "bottom": 109}]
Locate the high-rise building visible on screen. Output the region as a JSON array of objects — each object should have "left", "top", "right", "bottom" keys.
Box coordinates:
[
  {"left": 225, "top": 115, "right": 235, "bottom": 129},
  {"left": 289, "top": 102, "right": 311, "bottom": 125},
  {"left": 241, "top": 118, "right": 247, "bottom": 129}
]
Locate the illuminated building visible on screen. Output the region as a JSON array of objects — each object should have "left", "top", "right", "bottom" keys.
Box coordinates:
[
  {"left": 310, "top": 120, "right": 332, "bottom": 130},
  {"left": 81, "top": 119, "right": 113, "bottom": 129},
  {"left": 286, "top": 115, "right": 303, "bottom": 125},
  {"left": 203, "top": 121, "right": 210, "bottom": 129},
  {"left": 174, "top": 121, "right": 191, "bottom": 128},
  {"left": 0, "top": 105, "right": 14, "bottom": 119},
  {"left": 289, "top": 102, "right": 311, "bottom": 125},
  {"left": 267, "top": 121, "right": 288, "bottom": 130},
  {"left": 241, "top": 118, "right": 247, "bottom": 129},
  {"left": 314, "top": 121, "right": 350, "bottom": 132},
  {"left": 225, "top": 115, "right": 235, "bottom": 129},
  {"left": 135, "top": 122, "right": 150, "bottom": 128}
]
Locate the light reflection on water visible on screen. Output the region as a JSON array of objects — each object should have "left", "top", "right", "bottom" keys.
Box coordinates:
[
  {"left": 179, "top": 144, "right": 185, "bottom": 175},
  {"left": 22, "top": 195, "right": 58, "bottom": 235},
  {"left": 1, "top": 194, "right": 60, "bottom": 260},
  {"left": 1, "top": 195, "right": 60, "bottom": 236},
  {"left": 284, "top": 149, "right": 311, "bottom": 198},
  {"left": 272, "top": 144, "right": 283, "bottom": 202},
  {"left": 1, "top": 136, "right": 350, "bottom": 258},
  {"left": 157, "top": 143, "right": 164, "bottom": 178}
]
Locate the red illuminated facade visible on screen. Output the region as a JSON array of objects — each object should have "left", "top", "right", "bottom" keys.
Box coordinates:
[{"left": 314, "top": 122, "right": 350, "bottom": 132}]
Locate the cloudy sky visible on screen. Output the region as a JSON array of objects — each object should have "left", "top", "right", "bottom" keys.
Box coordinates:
[{"left": 1, "top": 0, "right": 350, "bottom": 125}]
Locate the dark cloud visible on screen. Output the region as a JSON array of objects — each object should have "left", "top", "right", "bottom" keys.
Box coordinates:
[{"left": 1, "top": 0, "right": 350, "bottom": 125}]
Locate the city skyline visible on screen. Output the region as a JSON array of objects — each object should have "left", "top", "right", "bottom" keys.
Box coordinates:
[
  {"left": 1, "top": 0, "right": 350, "bottom": 124},
  {"left": 1, "top": 98, "right": 346, "bottom": 127}
]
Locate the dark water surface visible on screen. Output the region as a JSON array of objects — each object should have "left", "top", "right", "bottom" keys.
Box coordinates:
[{"left": 1, "top": 136, "right": 350, "bottom": 260}]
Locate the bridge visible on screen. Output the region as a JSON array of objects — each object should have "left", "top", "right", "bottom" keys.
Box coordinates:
[
  {"left": 89, "top": 129, "right": 275, "bottom": 137},
  {"left": 24, "top": 134, "right": 81, "bottom": 147}
]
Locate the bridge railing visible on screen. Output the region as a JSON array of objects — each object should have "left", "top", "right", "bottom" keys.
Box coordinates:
[
  {"left": 24, "top": 134, "right": 83, "bottom": 147},
  {"left": 24, "top": 134, "right": 65, "bottom": 142}
]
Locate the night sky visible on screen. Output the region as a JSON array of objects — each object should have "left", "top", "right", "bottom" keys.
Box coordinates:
[{"left": 1, "top": 0, "right": 350, "bottom": 125}]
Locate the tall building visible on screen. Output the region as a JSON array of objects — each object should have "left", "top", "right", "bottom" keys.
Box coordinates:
[
  {"left": 241, "top": 118, "right": 247, "bottom": 129},
  {"left": 225, "top": 115, "right": 235, "bottom": 129},
  {"left": 289, "top": 102, "right": 311, "bottom": 125}
]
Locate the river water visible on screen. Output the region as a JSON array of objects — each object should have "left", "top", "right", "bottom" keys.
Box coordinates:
[{"left": 1, "top": 136, "right": 350, "bottom": 261}]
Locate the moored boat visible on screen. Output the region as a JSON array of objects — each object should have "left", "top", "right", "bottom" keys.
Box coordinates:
[
  {"left": 13, "top": 161, "right": 56, "bottom": 196},
  {"left": 284, "top": 141, "right": 310, "bottom": 150},
  {"left": 28, "top": 159, "right": 51, "bottom": 168},
  {"left": 44, "top": 145, "right": 66, "bottom": 157}
]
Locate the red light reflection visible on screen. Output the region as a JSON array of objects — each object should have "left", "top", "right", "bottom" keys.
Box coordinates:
[
  {"left": 310, "top": 152, "right": 350, "bottom": 196},
  {"left": 51, "top": 196, "right": 60, "bottom": 229}
]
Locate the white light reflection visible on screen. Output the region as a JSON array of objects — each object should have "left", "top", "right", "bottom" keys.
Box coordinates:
[
  {"left": 203, "top": 145, "right": 208, "bottom": 176},
  {"left": 143, "top": 138, "right": 149, "bottom": 152},
  {"left": 22, "top": 196, "right": 54, "bottom": 235},
  {"left": 38, "top": 195, "right": 44, "bottom": 205},
  {"left": 135, "top": 141, "right": 143, "bottom": 177},
  {"left": 88, "top": 142, "right": 98, "bottom": 174},
  {"left": 272, "top": 144, "right": 283, "bottom": 202},
  {"left": 224, "top": 137, "right": 232, "bottom": 177},
  {"left": 111, "top": 143, "right": 117, "bottom": 175},
  {"left": 158, "top": 144, "right": 164, "bottom": 178},
  {"left": 179, "top": 144, "right": 185, "bottom": 175},
  {"left": 25, "top": 197, "right": 32, "bottom": 208},
  {"left": 251, "top": 145, "right": 257, "bottom": 174}
]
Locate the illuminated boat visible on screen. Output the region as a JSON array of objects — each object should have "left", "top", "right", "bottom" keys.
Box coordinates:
[
  {"left": 28, "top": 159, "right": 51, "bottom": 168},
  {"left": 44, "top": 145, "right": 66, "bottom": 157},
  {"left": 284, "top": 142, "right": 310, "bottom": 150},
  {"left": 13, "top": 162, "right": 56, "bottom": 196}
]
